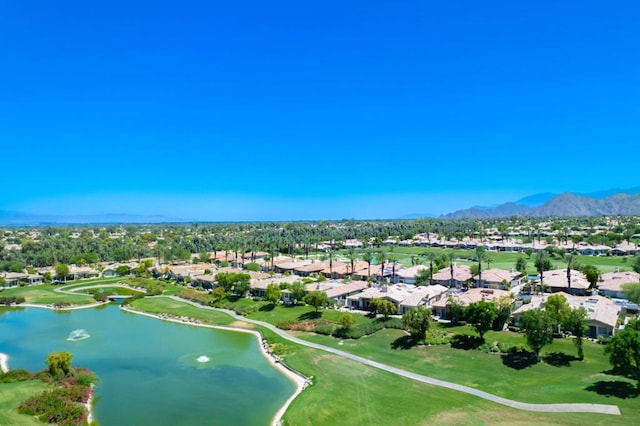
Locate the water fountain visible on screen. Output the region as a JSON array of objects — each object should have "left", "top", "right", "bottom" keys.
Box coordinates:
[
  {"left": 67, "top": 329, "right": 91, "bottom": 341},
  {"left": 196, "top": 355, "right": 210, "bottom": 363}
]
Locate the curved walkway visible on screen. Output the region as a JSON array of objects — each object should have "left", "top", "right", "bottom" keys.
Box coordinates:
[
  {"left": 160, "top": 296, "right": 620, "bottom": 416},
  {"left": 55, "top": 283, "right": 146, "bottom": 297}
]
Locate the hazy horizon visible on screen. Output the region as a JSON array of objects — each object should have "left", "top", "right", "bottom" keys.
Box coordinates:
[{"left": 3, "top": 1, "right": 639, "bottom": 221}]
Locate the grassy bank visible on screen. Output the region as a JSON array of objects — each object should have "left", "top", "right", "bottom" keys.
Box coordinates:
[{"left": 0, "top": 381, "right": 48, "bottom": 425}]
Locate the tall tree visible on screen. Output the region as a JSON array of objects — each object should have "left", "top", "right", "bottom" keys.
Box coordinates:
[
  {"left": 304, "top": 290, "right": 329, "bottom": 312},
  {"left": 581, "top": 264, "right": 601, "bottom": 289},
  {"left": 447, "top": 251, "right": 456, "bottom": 287},
  {"left": 534, "top": 251, "right": 552, "bottom": 290},
  {"left": 376, "top": 250, "right": 387, "bottom": 283},
  {"left": 545, "top": 294, "right": 571, "bottom": 334},
  {"left": 475, "top": 246, "right": 487, "bottom": 287},
  {"left": 402, "top": 306, "right": 432, "bottom": 340},
  {"left": 362, "top": 248, "right": 374, "bottom": 279},
  {"left": 563, "top": 307, "right": 588, "bottom": 360},
  {"left": 265, "top": 283, "right": 282, "bottom": 306},
  {"left": 622, "top": 282, "right": 640, "bottom": 304},
  {"left": 464, "top": 301, "right": 498, "bottom": 341},
  {"left": 604, "top": 318, "right": 640, "bottom": 385},
  {"left": 563, "top": 251, "right": 579, "bottom": 290},
  {"left": 520, "top": 309, "right": 554, "bottom": 362}
]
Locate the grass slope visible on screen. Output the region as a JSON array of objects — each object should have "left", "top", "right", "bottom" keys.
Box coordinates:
[{"left": 0, "top": 381, "right": 48, "bottom": 426}]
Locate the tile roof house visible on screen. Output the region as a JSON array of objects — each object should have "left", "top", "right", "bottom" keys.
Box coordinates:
[
  {"left": 542, "top": 269, "right": 590, "bottom": 296},
  {"left": 432, "top": 264, "right": 473, "bottom": 288},
  {"left": 474, "top": 268, "right": 522, "bottom": 290},
  {"left": 431, "top": 288, "right": 512, "bottom": 319},
  {"left": 346, "top": 283, "right": 448, "bottom": 315},
  {"left": 396, "top": 265, "right": 428, "bottom": 285},
  {"left": 512, "top": 292, "right": 622, "bottom": 338},
  {"left": 598, "top": 271, "right": 640, "bottom": 299}
]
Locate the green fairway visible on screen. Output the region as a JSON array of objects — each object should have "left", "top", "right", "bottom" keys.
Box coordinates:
[
  {"left": 0, "top": 381, "right": 48, "bottom": 426},
  {"left": 130, "top": 297, "right": 236, "bottom": 326},
  {"left": 0, "top": 285, "right": 95, "bottom": 305},
  {"left": 336, "top": 246, "right": 631, "bottom": 273}
]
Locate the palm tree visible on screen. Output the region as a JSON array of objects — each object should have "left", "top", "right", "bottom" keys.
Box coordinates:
[
  {"left": 534, "top": 251, "right": 550, "bottom": 292},
  {"left": 347, "top": 247, "right": 357, "bottom": 278},
  {"left": 376, "top": 250, "right": 387, "bottom": 283},
  {"left": 425, "top": 251, "right": 438, "bottom": 286},
  {"left": 447, "top": 251, "right": 456, "bottom": 288},
  {"left": 362, "top": 248, "right": 374, "bottom": 279},
  {"left": 564, "top": 251, "right": 579, "bottom": 290},
  {"left": 475, "top": 246, "right": 487, "bottom": 287}
]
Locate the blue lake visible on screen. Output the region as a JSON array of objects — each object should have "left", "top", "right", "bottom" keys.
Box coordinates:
[{"left": 0, "top": 304, "right": 296, "bottom": 425}]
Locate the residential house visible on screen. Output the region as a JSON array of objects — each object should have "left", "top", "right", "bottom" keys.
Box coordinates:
[
  {"left": 512, "top": 292, "right": 621, "bottom": 338},
  {"left": 432, "top": 288, "right": 512, "bottom": 319},
  {"left": 542, "top": 269, "right": 590, "bottom": 296},
  {"left": 474, "top": 268, "right": 522, "bottom": 290},
  {"left": 396, "top": 265, "right": 428, "bottom": 285},
  {"left": 432, "top": 264, "right": 472, "bottom": 288},
  {"left": 598, "top": 270, "right": 640, "bottom": 299},
  {"left": 346, "top": 283, "right": 447, "bottom": 315}
]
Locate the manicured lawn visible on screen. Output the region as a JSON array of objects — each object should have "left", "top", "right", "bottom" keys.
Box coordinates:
[
  {"left": 247, "top": 303, "right": 372, "bottom": 327},
  {"left": 0, "top": 381, "right": 48, "bottom": 426},
  {"left": 336, "top": 246, "right": 631, "bottom": 273},
  {"left": 129, "top": 297, "right": 236, "bottom": 326},
  {"left": 0, "top": 285, "right": 95, "bottom": 305},
  {"left": 296, "top": 327, "right": 640, "bottom": 420}
]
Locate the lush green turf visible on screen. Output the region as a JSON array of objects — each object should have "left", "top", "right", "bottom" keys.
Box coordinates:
[
  {"left": 0, "top": 285, "right": 95, "bottom": 305},
  {"left": 246, "top": 302, "right": 372, "bottom": 327},
  {"left": 129, "top": 297, "right": 236, "bottom": 326},
  {"left": 298, "top": 327, "right": 639, "bottom": 415},
  {"left": 335, "top": 246, "right": 631, "bottom": 273},
  {"left": 0, "top": 381, "right": 48, "bottom": 426},
  {"left": 129, "top": 297, "right": 638, "bottom": 425}
]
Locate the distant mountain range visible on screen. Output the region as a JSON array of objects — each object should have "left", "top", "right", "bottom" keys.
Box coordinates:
[
  {"left": 444, "top": 186, "right": 640, "bottom": 218},
  {"left": 0, "top": 210, "right": 188, "bottom": 226}
]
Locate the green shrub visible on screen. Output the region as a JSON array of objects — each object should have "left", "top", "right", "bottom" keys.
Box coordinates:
[
  {"left": 277, "top": 320, "right": 294, "bottom": 330},
  {"left": 423, "top": 329, "right": 450, "bottom": 345},
  {"left": 234, "top": 304, "right": 257, "bottom": 316},
  {"left": 314, "top": 322, "right": 335, "bottom": 335},
  {"left": 0, "top": 369, "right": 33, "bottom": 383}
]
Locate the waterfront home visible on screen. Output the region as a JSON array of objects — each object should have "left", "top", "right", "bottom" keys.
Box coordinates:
[
  {"left": 512, "top": 292, "right": 621, "bottom": 338},
  {"left": 0, "top": 272, "right": 43, "bottom": 287},
  {"left": 598, "top": 270, "right": 640, "bottom": 299}
]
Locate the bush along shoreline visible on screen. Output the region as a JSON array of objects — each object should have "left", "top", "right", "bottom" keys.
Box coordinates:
[{"left": 0, "top": 352, "right": 97, "bottom": 426}]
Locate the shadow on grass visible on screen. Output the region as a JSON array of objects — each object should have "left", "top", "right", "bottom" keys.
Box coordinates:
[
  {"left": 543, "top": 352, "right": 580, "bottom": 367},
  {"left": 585, "top": 381, "right": 639, "bottom": 399},
  {"left": 501, "top": 349, "right": 537, "bottom": 370},
  {"left": 450, "top": 334, "right": 483, "bottom": 350},
  {"left": 259, "top": 303, "right": 275, "bottom": 312},
  {"left": 390, "top": 335, "right": 418, "bottom": 350},
  {"left": 298, "top": 311, "right": 322, "bottom": 320}
]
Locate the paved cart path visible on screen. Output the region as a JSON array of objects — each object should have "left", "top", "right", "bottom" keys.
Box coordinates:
[{"left": 157, "top": 296, "right": 622, "bottom": 416}]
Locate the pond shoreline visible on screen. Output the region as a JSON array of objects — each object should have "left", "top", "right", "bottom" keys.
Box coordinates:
[{"left": 119, "top": 305, "right": 309, "bottom": 426}]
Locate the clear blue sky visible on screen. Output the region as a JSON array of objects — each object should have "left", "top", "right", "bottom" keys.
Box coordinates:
[{"left": 1, "top": 1, "right": 639, "bottom": 221}]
